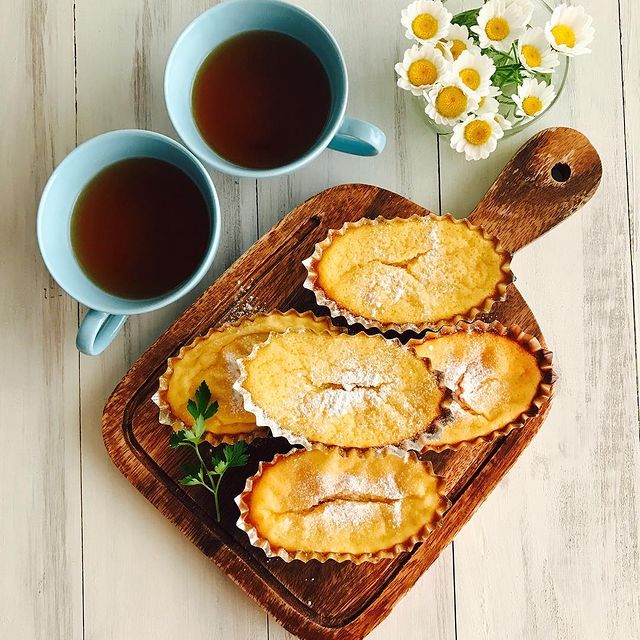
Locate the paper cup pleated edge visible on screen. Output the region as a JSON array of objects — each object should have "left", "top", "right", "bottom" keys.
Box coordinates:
[
  {"left": 234, "top": 444, "right": 450, "bottom": 564},
  {"left": 232, "top": 328, "right": 454, "bottom": 453},
  {"left": 408, "top": 319, "right": 555, "bottom": 452},
  {"left": 152, "top": 310, "right": 339, "bottom": 447},
  {"left": 302, "top": 213, "right": 513, "bottom": 335}
]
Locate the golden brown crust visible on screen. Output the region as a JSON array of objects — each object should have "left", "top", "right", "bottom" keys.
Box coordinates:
[
  {"left": 410, "top": 320, "right": 554, "bottom": 451},
  {"left": 302, "top": 213, "right": 513, "bottom": 334},
  {"left": 235, "top": 445, "right": 449, "bottom": 564}
]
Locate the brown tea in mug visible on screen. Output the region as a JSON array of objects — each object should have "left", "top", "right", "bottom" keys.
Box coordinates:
[
  {"left": 192, "top": 30, "right": 332, "bottom": 169},
  {"left": 71, "top": 157, "right": 210, "bottom": 299}
]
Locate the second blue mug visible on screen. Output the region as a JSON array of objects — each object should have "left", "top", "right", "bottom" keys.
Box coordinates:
[
  {"left": 165, "top": 0, "right": 386, "bottom": 178},
  {"left": 37, "top": 130, "right": 220, "bottom": 356}
]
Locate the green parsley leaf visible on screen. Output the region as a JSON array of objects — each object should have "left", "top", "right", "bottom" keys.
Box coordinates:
[
  {"left": 180, "top": 462, "right": 204, "bottom": 486},
  {"left": 193, "top": 414, "right": 206, "bottom": 439},
  {"left": 203, "top": 400, "right": 219, "bottom": 420},
  {"left": 213, "top": 460, "right": 227, "bottom": 475},
  {"left": 169, "top": 431, "right": 188, "bottom": 448},
  {"left": 186, "top": 398, "right": 199, "bottom": 421},
  {"left": 223, "top": 441, "right": 250, "bottom": 469},
  {"left": 182, "top": 428, "right": 200, "bottom": 444},
  {"left": 194, "top": 381, "right": 212, "bottom": 415}
]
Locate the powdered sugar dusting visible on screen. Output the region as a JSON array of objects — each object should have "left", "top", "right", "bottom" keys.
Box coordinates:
[
  {"left": 361, "top": 267, "right": 407, "bottom": 311},
  {"left": 419, "top": 220, "right": 454, "bottom": 295},
  {"left": 438, "top": 338, "right": 505, "bottom": 416},
  {"left": 293, "top": 469, "right": 405, "bottom": 529},
  {"left": 301, "top": 354, "right": 392, "bottom": 418},
  {"left": 319, "top": 471, "right": 402, "bottom": 501},
  {"left": 320, "top": 500, "right": 381, "bottom": 529},
  {"left": 326, "top": 357, "right": 387, "bottom": 389},
  {"left": 226, "top": 294, "right": 270, "bottom": 323},
  {"left": 301, "top": 385, "right": 391, "bottom": 419},
  {"left": 222, "top": 348, "right": 245, "bottom": 412}
]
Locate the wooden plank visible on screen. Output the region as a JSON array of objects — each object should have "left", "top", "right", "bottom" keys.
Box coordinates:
[
  {"left": 438, "top": 1, "right": 640, "bottom": 638},
  {"left": 260, "top": 3, "right": 455, "bottom": 638},
  {"left": 0, "top": 0, "right": 82, "bottom": 638},
  {"left": 102, "top": 133, "right": 601, "bottom": 638},
  {"left": 73, "top": 1, "right": 265, "bottom": 638},
  {"left": 620, "top": 0, "right": 640, "bottom": 427}
]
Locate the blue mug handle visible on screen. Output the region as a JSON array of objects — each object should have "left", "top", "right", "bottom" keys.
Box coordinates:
[
  {"left": 76, "top": 309, "right": 128, "bottom": 356},
  {"left": 328, "top": 117, "right": 386, "bottom": 157}
]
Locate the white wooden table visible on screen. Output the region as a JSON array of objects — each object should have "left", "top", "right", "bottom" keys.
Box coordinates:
[{"left": 2, "top": 1, "right": 639, "bottom": 638}]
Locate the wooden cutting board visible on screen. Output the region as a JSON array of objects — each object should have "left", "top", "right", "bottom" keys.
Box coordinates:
[{"left": 102, "top": 127, "right": 601, "bottom": 640}]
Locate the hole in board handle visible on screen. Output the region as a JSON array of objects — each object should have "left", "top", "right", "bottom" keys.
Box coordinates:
[{"left": 551, "top": 162, "right": 571, "bottom": 182}]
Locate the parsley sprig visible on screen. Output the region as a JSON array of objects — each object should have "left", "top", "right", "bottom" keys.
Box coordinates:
[{"left": 169, "top": 381, "right": 249, "bottom": 522}]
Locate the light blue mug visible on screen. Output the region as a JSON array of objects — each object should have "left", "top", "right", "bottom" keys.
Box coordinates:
[
  {"left": 164, "top": 0, "right": 386, "bottom": 178},
  {"left": 37, "top": 130, "right": 220, "bottom": 356}
]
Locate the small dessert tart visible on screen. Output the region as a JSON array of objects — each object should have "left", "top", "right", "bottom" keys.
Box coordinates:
[
  {"left": 236, "top": 446, "right": 449, "bottom": 563},
  {"left": 234, "top": 330, "right": 448, "bottom": 450},
  {"left": 154, "top": 311, "right": 338, "bottom": 445},
  {"left": 303, "top": 214, "right": 512, "bottom": 332},
  {"left": 412, "top": 321, "right": 553, "bottom": 449}
]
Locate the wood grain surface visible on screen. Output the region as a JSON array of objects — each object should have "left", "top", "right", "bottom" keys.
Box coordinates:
[
  {"left": 102, "top": 126, "right": 599, "bottom": 639},
  {"left": 2, "top": 1, "right": 639, "bottom": 639}
]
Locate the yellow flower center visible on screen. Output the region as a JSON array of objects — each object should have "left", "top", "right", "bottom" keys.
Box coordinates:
[
  {"left": 521, "top": 44, "right": 542, "bottom": 68},
  {"left": 551, "top": 24, "right": 576, "bottom": 48},
  {"left": 522, "top": 95, "right": 543, "bottom": 116},
  {"left": 435, "top": 41, "right": 447, "bottom": 56},
  {"left": 464, "top": 120, "right": 492, "bottom": 145},
  {"left": 450, "top": 39, "right": 467, "bottom": 60},
  {"left": 412, "top": 14, "right": 439, "bottom": 40},
  {"left": 486, "top": 17, "right": 510, "bottom": 41},
  {"left": 408, "top": 59, "right": 438, "bottom": 86},
  {"left": 436, "top": 86, "right": 468, "bottom": 118},
  {"left": 459, "top": 68, "right": 481, "bottom": 90}
]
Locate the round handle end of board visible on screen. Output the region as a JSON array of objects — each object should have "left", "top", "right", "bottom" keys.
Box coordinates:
[{"left": 468, "top": 127, "right": 602, "bottom": 253}]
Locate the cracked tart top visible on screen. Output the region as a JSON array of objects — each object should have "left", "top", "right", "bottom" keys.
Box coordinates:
[
  {"left": 303, "top": 214, "right": 513, "bottom": 333},
  {"left": 153, "top": 310, "right": 339, "bottom": 445},
  {"left": 236, "top": 446, "right": 448, "bottom": 563},
  {"left": 411, "top": 321, "right": 554, "bottom": 450},
  {"left": 234, "top": 329, "right": 449, "bottom": 450}
]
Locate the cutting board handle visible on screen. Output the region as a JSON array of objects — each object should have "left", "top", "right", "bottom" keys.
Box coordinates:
[{"left": 468, "top": 127, "right": 602, "bottom": 253}]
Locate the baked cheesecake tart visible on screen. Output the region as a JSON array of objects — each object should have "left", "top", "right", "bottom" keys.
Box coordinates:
[
  {"left": 303, "top": 214, "right": 512, "bottom": 333},
  {"left": 234, "top": 330, "right": 448, "bottom": 450},
  {"left": 154, "top": 311, "right": 338, "bottom": 445},
  {"left": 236, "top": 446, "right": 448, "bottom": 563},
  {"left": 412, "top": 321, "right": 553, "bottom": 449}
]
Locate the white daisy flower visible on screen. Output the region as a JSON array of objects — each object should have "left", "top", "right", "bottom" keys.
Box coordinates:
[
  {"left": 476, "top": 86, "right": 501, "bottom": 115},
  {"left": 505, "top": 0, "right": 534, "bottom": 26},
  {"left": 545, "top": 3, "right": 594, "bottom": 57},
  {"left": 511, "top": 77, "right": 556, "bottom": 121},
  {"left": 425, "top": 81, "right": 479, "bottom": 126},
  {"left": 494, "top": 113, "right": 513, "bottom": 131},
  {"left": 450, "top": 113, "right": 505, "bottom": 161},
  {"left": 451, "top": 51, "right": 496, "bottom": 99},
  {"left": 434, "top": 39, "right": 454, "bottom": 62},
  {"left": 438, "top": 24, "right": 481, "bottom": 62},
  {"left": 401, "top": 0, "right": 452, "bottom": 45},
  {"left": 518, "top": 26, "right": 560, "bottom": 74},
  {"left": 395, "top": 44, "right": 449, "bottom": 95},
  {"left": 471, "top": 0, "right": 529, "bottom": 53}
]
